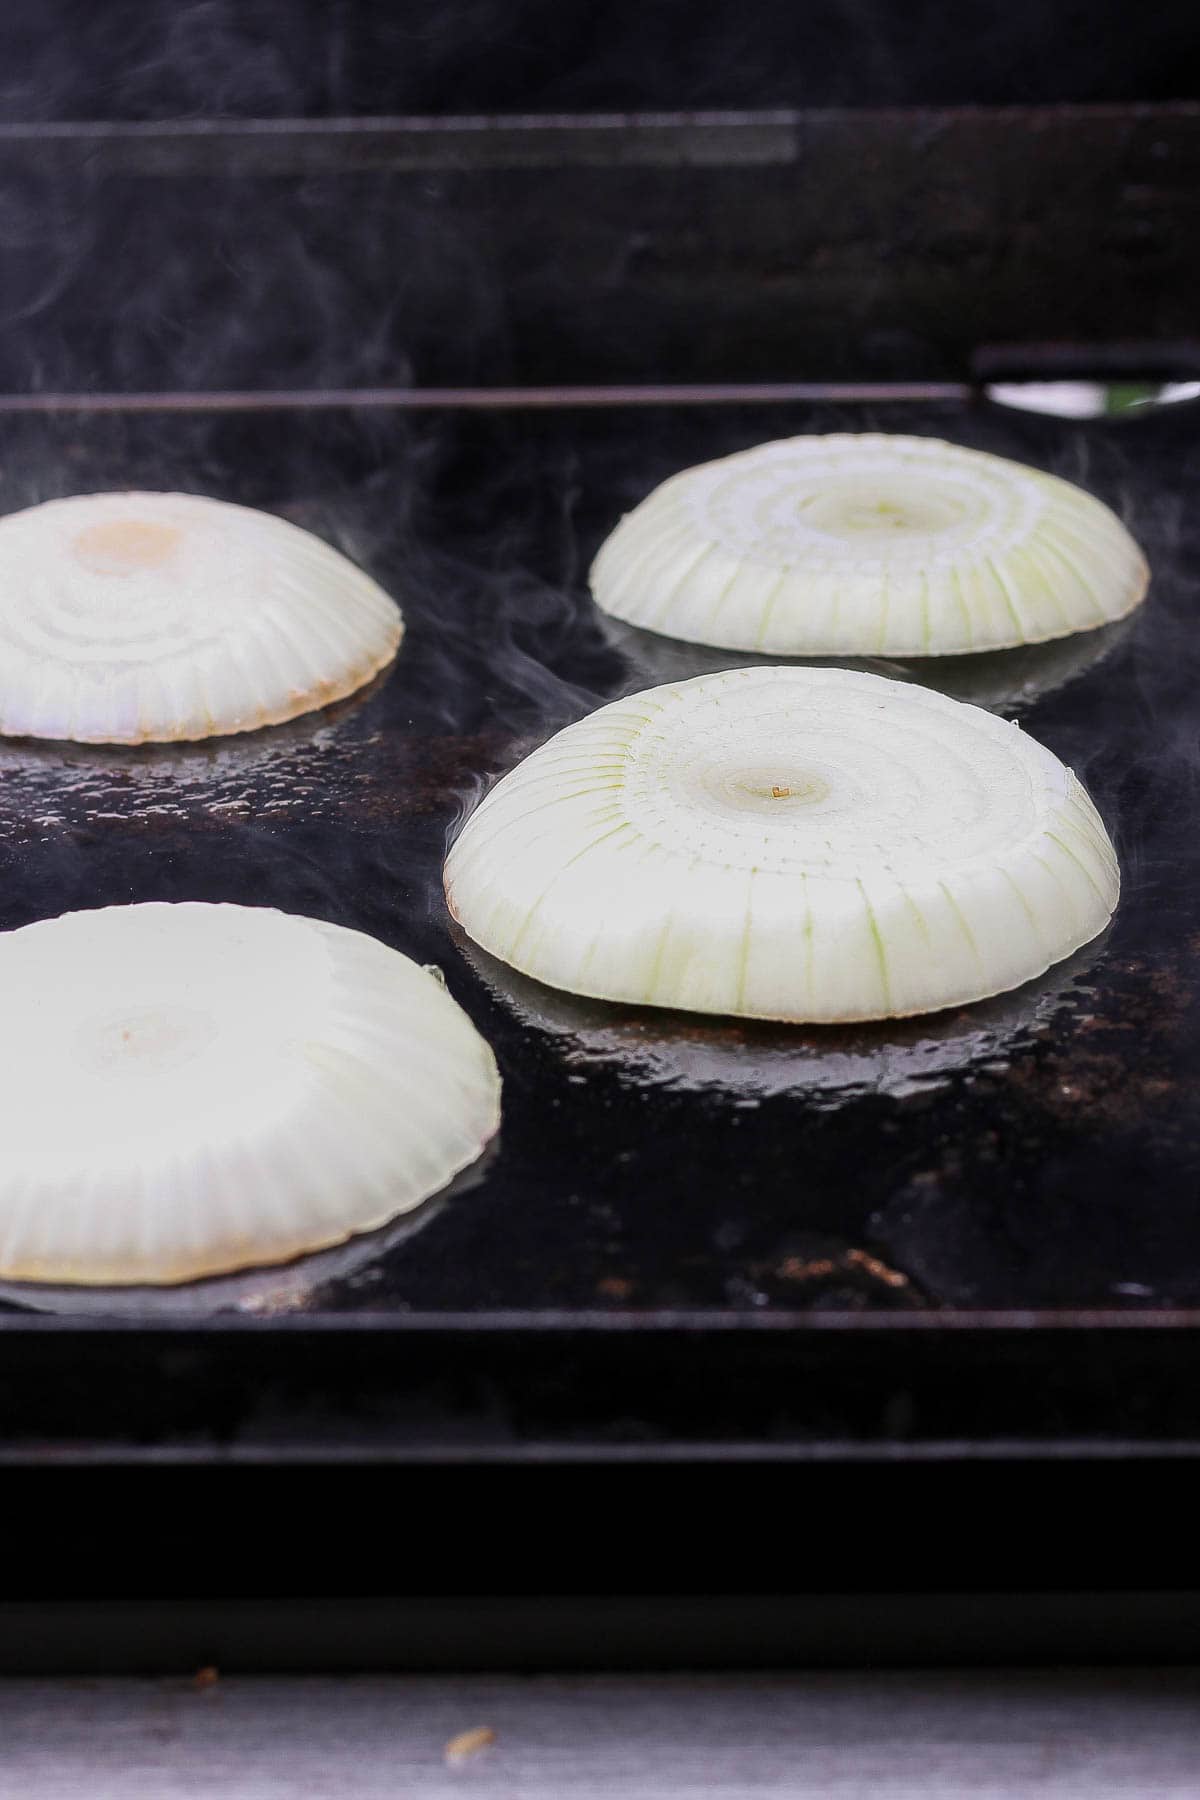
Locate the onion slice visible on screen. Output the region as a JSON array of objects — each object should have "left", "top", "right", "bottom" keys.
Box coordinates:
[
  {"left": 0, "top": 904, "right": 500, "bottom": 1285},
  {"left": 590, "top": 434, "right": 1148, "bottom": 656},
  {"left": 0, "top": 491, "right": 403, "bottom": 743},
  {"left": 445, "top": 667, "right": 1119, "bottom": 1023}
]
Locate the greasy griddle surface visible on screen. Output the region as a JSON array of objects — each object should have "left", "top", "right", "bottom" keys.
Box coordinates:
[{"left": 0, "top": 397, "right": 1194, "bottom": 1317}]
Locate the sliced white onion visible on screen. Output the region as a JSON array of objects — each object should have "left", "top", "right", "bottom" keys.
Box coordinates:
[
  {"left": 0, "top": 491, "right": 403, "bottom": 743},
  {"left": 0, "top": 904, "right": 500, "bottom": 1285},
  {"left": 445, "top": 667, "right": 1119, "bottom": 1024},
  {"left": 591, "top": 434, "right": 1148, "bottom": 656}
]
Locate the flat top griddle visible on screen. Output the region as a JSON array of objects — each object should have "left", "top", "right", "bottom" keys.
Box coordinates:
[
  {"left": 0, "top": 387, "right": 1192, "bottom": 1320},
  {"left": 0, "top": 389, "right": 1196, "bottom": 1466}
]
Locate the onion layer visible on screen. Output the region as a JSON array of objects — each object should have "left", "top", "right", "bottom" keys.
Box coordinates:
[
  {"left": 0, "top": 904, "right": 500, "bottom": 1285},
  {"left": 0, "top": 491, "right": 403, "bottom": 743},
  {"left": 445, "top": 667, "right": 1119, "bottom": 1023},
  {"left": 590, "top": 434, "right": 1148, "bottom": 656}
]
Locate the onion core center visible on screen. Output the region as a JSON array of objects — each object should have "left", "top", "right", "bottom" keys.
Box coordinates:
[
  {"left": 72, "top": 519, "right": 183, "bottom": 576},
  {"left": 723, "top": 768, "right": 832, "bottom": 811},
  {"left": 78, "top": 1002, "right": 219, "bottom": 1076},
  {"left": 799, "top": 483, "right": 969, "bottom": 540},
  {"left": 686, "top": 449, "right": 1043, "bottom": 570}
]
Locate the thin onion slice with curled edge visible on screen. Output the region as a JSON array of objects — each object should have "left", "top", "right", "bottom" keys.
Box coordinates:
[
  {"left": 590, "top": 434, "right": 1148, "bottom": 656},
  {"left": 0, "top": 491, "right": 403, "bottom": 743},
  {"left": 0, "top": 904, "right": 500, "bottom": 1285},
  {"left": 444, "top": 667, "right": 1119, "bottom": 1024}
]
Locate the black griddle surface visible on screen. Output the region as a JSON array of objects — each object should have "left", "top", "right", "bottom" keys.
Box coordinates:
[{"left": 0, "top": 393, "right": 1194, "bottom": 1335}]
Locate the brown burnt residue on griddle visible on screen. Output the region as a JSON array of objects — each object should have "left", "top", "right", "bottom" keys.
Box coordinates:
[
  {"left": 777, "top": 1247, "right": 912, "bottom": 1291},
  {"left": 753, "top": 1240, "right": 926, "bottom": 1310},
  {"left": 844, "top": 1247, "right": 910, "bottom": 1288},
  {"left": 1000, "top": 951, "right": 1194, "bottom": 1129}
]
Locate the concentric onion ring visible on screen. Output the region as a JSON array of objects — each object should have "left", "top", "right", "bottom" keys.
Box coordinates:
[
  {"left": 445, "top": 667, "right": 1119, "bottom": 1023},
  {"left": 0, "top": 491, "right": 403, "bottom": 743},
  {"left": 590, "top": 434, "right": 1148, "bottom": 656}
]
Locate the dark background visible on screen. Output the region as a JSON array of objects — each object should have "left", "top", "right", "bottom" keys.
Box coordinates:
[
  {"left": 0, "top": 0, "right": 1196, "bottom": 120},
  {"left": 0, "top": 0, "right": 1196, "bottom": 395}
]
